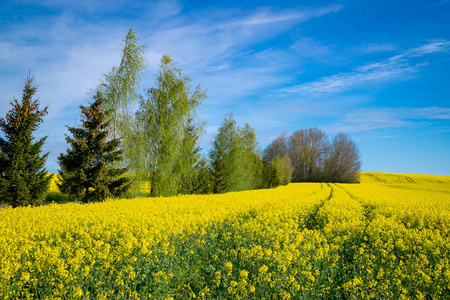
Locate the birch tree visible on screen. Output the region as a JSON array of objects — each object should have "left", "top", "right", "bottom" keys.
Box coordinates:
[
  {"left": 136, "top": 55, "right": 206, "bottom": 197},
  {"left": 97, "top": 28, "right": 147, "bottom": 182}
]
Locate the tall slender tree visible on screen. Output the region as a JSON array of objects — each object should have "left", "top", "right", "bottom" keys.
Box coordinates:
[
  {"left": 97, "top": 28, "right": 147, "bottom": 195},
  {"left": 98, "top": 28, "right": 147, "bottom": 141},
  {"left": 240, "top": 123, "right": 264, "bottom": 190},
  {"left": 58, "top": 92, "right": 131, "bottom": 203},
  {"left": 136, "top": 55, "right": 206, "bottom": 197},
  {"left": 0, "top": 74, "right": 51, "bottom": 207}
]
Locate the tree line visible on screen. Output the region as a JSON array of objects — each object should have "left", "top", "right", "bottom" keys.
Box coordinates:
[
  {"left": 0, "top": 29, "right": 361, "bottom": 207},
  {"left": 264, "top": 129, "right": 361, "bottom": 183}
]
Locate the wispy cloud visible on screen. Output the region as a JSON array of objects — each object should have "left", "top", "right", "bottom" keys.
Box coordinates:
[
  {"left": 326, "top": 106, "right": 450, "bottom": 134},
  {"left": 277, "top": 40, "right": 450, "bottom": 96},
  {"left": 233, "top": 4, "right": 342, "bottom": 26}
]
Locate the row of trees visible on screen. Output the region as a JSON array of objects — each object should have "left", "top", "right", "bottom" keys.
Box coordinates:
[
  {"left": 0, "top": 28, "right": 361, "bottom": 207},
  {"left": 264, "top": 128, "right": 361, "bottom": 183}
]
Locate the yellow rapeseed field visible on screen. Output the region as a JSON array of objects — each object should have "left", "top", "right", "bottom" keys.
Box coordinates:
[{"left": 0, "top": 173, "right": 449, "bottom": 299}]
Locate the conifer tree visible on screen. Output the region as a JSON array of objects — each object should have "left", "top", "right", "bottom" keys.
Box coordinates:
[
  {"left": 0, "top": 74, "right": 51, "bottom": 207},
  {"left": 192, "top": 157, "right": 213, "bottom": 195},
  {"left": 211, "top": 148, "right": 228, "bottom": 194},
  {"left": 57, "top": 92, "right": 131, "bottom": 203},
  {"left": 176, "top": 118, "right": 204, "bottom": 195}
]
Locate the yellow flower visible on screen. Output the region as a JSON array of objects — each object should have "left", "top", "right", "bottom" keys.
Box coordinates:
[{"left": 259, "top": 265, "right": 268, "bottom": 274}]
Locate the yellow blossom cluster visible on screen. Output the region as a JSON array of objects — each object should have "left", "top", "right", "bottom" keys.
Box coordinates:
[{"left": 0, "top": 173, "right": 449, "bottom": 299}]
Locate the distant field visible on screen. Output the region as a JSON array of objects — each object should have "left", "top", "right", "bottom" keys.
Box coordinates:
[{"left": 0, "top": 173, "right": 449, "bottom": 299}]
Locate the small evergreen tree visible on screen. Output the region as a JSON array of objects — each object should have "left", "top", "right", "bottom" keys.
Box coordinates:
[
  {"left": 192, "top": 156, "right": 212, "bottom": 195},
  {"left": 211, "top": 147, "right": 228, "bottom": 194},
  {"left": 57, "top": 92, "right": 131, "bottom": 203},
  {"left": 0, "top": 74, "right": 51, "bottom": 207},
  {"left": 176, "top": 118, "right": 204, "bottom": 195},
  {"left": 0, "top": 150, "right": 6, "bottom": 198}
]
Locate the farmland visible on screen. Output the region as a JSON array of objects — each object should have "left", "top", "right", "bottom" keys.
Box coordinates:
[{"left": 1, "top": 173, "right": 449, "bottom": 299}]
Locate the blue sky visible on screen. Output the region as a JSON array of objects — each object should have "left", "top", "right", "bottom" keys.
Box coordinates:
[{"left": 1, "top": 0, "right": 449, "bottom": 175}]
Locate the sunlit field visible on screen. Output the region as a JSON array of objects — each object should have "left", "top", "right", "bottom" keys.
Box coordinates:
[{"left": 1, "top": 173, "right": 449, "bottom": 299}]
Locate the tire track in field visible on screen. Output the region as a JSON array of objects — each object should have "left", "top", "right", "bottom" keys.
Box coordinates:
[
  {"left": 334, "top": 183, "right": 377, "bottom": 224},
  {"left": 304, "top": 183, "right": 333, "bottom": 230},
  {"left": 405, "top": 176, "right": 415, "bottom": 184}
]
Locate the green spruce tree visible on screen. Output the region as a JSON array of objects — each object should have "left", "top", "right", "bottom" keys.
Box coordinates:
[
  {"left": 0, "top": 74, "right": 51, "bottom": 207},
  {"left": 176, "top": 118, "right": 204, "bottom": 195},
  {"left": 192, "top": 156, "right": 212, "bottom": 194},
  {"left": 211, "top": 148, "right": 228, "bottom": 194},
  {"left": 57, "top": 91, "right": 131, "bottom": 203}
]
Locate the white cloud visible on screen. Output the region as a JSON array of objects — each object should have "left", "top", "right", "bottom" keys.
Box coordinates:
[
  {"left": 325, "top": 106, "right": 450, "bottom": 134},
  {"left": 232, "top": 5, "right": 342, "bottom": 26},
  {"left": 277, "top": 40, "right": 450, "bottom": 96},
  {"left": 234, "top": 11, "right": 307, "bottom": 26}
]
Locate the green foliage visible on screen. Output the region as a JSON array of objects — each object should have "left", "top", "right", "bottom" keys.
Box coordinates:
[
  {"left": 0, "top": 74, "right": 51, "bottom": 207},
  {"left": 95, "top": 28, "right": 147, "bottom": 197},
  {"left": 260, "top": 155, "right": 292, "bottom": 189},
  {"left": 97, "top": 28, "right": 148, "bottom": 197},
  {"left": 261, "top": 159, "right": 277, "bottom": 188},
  {"left": 97, "top": 28, "right": 147, "bottom": 142},
  {"left": 45, "top": 191, "right": 71, "bottom": 203},
  {"left": 192, "top": 157, "right": 213, "bottom": 195},
  {"left": 211, "top": 147, "right": 228, "bottom": 194},
  {"left": 272, "top": 154, "right": 293, "bottom": 186},
  {"left": 136, "top": 55, "right": 206, "bottom": 197},
  {"left": 57, "top": 92, "right": 131, "bottom": 203},
  {"left": 240, "top": 124, "right": 264, "bottom": 190},
  {"left": 209, "top": 114, "right": 262, "bottom": 193},
  {"left": 176, "top": 118, "right": 206, "bottom": 195}
]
